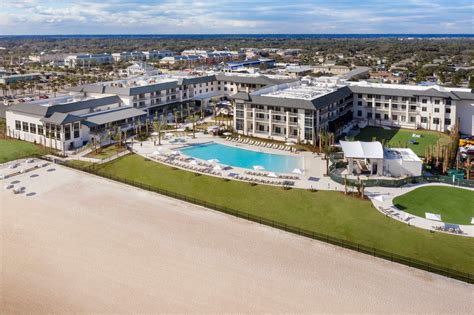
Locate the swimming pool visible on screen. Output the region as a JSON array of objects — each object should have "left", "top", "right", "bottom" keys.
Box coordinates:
[{"left": 179, "top": 142, "right": 304, "bottom": 173}]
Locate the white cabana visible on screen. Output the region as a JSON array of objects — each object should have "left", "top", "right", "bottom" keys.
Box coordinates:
[
  {"left": 253, "top": 165, "right": 265, "bottom": 171},
  {"left": 292, "top": 168, "right": 303, "bottom": 174},
  {"left": 267, "top": 172, "right": 278, "bottom": 178},
  {"left": 425, "top": 212, "right": 442, "bottom": 221},
  {"left": 340, "top": 140, "right": 384, "bottom": 176},
  {"left": 213, "top": 164, "right": 223, "bottom": 171}
]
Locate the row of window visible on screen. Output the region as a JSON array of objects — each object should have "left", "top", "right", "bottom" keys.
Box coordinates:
[
  {"left": 15, "top": 120, "right": 80, "bottom": 140},
  {"left": 359, "top": 94, "right": 452, "bottom": 105},
  {"left": 357, "top": 112, "right": 451, "bottom": 125}
]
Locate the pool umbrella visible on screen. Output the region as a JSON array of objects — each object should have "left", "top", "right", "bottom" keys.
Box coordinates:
[
  {"left": 292, "top": 168, "right": 303, "bottom": 174},
  {"left": 189, "top": 160, "right": 198, "bottom": 165},
  {"left": 152, "top": 151, "right": 161, "bottom": 155},
  {"left": 213, "top": 164, "right": 223, "bottom": 171},
  {"left": 165, "top": 132, "right": 174, "bottom": 137},
  {"left": 223, "top": 132, "right": 232, "bottom": 136},
  {"left": 207, "top": 159, "right": 220, "bottom": 164},
  {"left": 170, "top": 150, "right": 180, "bottom": 155},
  {"left": 267, "top": 172, "right": 278, "bottom": 178},
  {"left": 253, "top": 165, "right": 265, "bottom": 171},
  {"left": 151, "top": 132, "right": 159, "bottom": 136},
  {"left": 285, "top": 142, "right": 295, "bottom": 146}
]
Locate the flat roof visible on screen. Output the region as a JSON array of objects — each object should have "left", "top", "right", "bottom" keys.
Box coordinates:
[{"left": 384, "top": 148, "right": 421, "bottom": 162}]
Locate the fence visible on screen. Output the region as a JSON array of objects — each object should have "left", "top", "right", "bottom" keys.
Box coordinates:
[{"left": 59, "top": 159, "right": 473, "bottom": 284}]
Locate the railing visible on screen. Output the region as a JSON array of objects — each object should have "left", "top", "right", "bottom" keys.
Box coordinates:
[{"left": 58, "top": 158, "right": 473, "bottom": 284}]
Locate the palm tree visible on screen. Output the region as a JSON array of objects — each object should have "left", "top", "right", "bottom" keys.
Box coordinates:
[
  {"left": 211, "top": 96, "right": 220, "bottom": 123},
  {"left": 321, "top": 131, "right": 334, "bottom": 176},
  {"left": 152, "top": 116, "right": 167, "bottom": 145},
  {"left": 187, "top": 114, "right": 200, "bottom": 139},
  {"left": 173, "top": 109, "right": 179, "bottom": 129}
]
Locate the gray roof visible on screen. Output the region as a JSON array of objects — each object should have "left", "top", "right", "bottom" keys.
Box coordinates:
[
  {"left": 40, "top": 112, "right": 83, "bottom": 125},
  {"left": 232, "top": 86, "right": 352, "bottom": 111},
  {"left": 8, "top": 95, "right": 121, "bottom": 117},
  {"left": 177, "top": 75, "right": 216, "bottom": 86},
  {"left": 82, "top": 107, "right": 146, "bottom": 126}
]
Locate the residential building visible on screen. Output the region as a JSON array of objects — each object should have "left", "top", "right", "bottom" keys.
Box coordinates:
[
  {"left": 0, "top": 73, "right": 41, "bottom": 84},
  {"left": 143, "top": 50, "right": 175, "bottom": 60},
  {"left": 29, "top": 53, "right": 67, "bottom": 64},
  {"left": 112, "top": 52, "right": 146, "bottom": 62}
]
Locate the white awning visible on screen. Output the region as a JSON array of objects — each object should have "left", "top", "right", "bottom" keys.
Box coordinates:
[{"left": 340, "top": 141, "right": 384, "bottom": 159}]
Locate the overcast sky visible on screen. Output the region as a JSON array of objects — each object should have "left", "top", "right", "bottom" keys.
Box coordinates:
[{"left": 0, "top": 0, "right": 472, "bottom": 35}]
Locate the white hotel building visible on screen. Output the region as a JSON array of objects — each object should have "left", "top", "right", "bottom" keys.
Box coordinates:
[{"left": 5, "top": 73, "right": 474, "bottom": 151}]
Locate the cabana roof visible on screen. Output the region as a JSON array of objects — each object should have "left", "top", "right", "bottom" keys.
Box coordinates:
[{"left": 340, "top": 141, "right": 384, "bottom": 159}]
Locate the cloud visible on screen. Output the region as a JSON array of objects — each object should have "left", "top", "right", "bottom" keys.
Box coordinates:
[{"left": 0, "top": 0, "right": 472, "bottom": 34}]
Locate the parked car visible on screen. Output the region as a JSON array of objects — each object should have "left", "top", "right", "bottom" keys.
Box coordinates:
[
  {"left": 39, "top": 95, "right": 49, "bottom": 99},
  {"left": 18, "top": 98, "right": 26, "bottom": 102}
]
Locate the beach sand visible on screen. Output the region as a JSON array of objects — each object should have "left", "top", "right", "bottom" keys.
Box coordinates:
[{"left": 1, "top": 163, "right": 472, "bottom": 313}]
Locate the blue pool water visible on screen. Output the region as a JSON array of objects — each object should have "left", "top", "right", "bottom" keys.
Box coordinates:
[{"left": 179, "top": 142, "right": 304, "bottom": 173}]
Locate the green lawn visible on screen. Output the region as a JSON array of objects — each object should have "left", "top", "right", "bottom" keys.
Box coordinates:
[
  {"left": 91, "top": 154, "right": 474, "bottom": 275},
  {"left": 64, "top": 159, "right": 94, "bottom": 169},
  {"left": 0, "top": 139, "right": 45, "bottom": 163},
  {"left": 393, "top": 186, "right": 474, "bottom": 225},
  {"left": 355, "top": 127, "right": 450, "bottom": 157},
  {"left": 85, "top": 144, "right": 126, "bottom": 160}
]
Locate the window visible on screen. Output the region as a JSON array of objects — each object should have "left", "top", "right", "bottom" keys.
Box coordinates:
[
  {"left": 73, "top": 122, "right": 80, "bottom": 138},
  {"left": 375, "top": 102, "right": 381, "bottom": 107},
  {"left": 358, "top": 94, "right": 363, "bottom": 98},
  {"left": 421, "top": 117, "right": 428, "bottom": 123},
  {"left": 357, "top": 101, "right": 362, "bottom": 106},
  {"left": 422, "top": 98, "right": 427, "bottom": 104},
  {"left": 433, "top": 118, "right": 440, "bottom": 125},
  {"left": 392, "top": 114, "right": 398, "bottom": 121},
  {"left": 38, "top": 125, "right": 44, "bottom": 135},
  {"left": 384, "top": 114, "right": 389, "bottom": 120},
  {"left": 29, "top": 123, "right": 36, "bottom": 134},
  {"left": 375, "top": 95, "right": 381, "bottom": 100},
  {"left": 410, "top": 105, "right": 417, "bottom": 111},
  {"left": 22, "top": 122, "right": 29, "bottom": 132},
  {"left": 357, "top": 110, "right": 362, "bottom": 117},
  {"left": 367, "top": 102, "right": 372, "bottom": 107},
  {"left": 65, "top": 125, "right": 71, "bottom": 140},
  {"left": 367, "top": 112, "right": 372, "bottom": 119},
  {"left": 392, "top": 96, "right": 398, "bottom": 101},
  {"left": 446, "top": 99, "right": 451, "bottom": 105},
  {"left": 375, "top": 113, "right": 381, "bottom": 119},
  {"left": 367, "top": 94, "right": 373, "bottom": 98},
  {"left": 445, "top": 118, "right": 451, "bottom": 125},
  {"left": 15, "top": 120, "right": 21, "bottom": 131},
  {"left": 446, "top": 108, "right": 451, "bottom": 114},
  {"left": 392, "top": 104, "right": 398, "bottom": 109},
  {"left": 401, "top": 105, "right": 406, "bottom": 110},
  {"left": 421, "top": 107, "right": 427, "bottom": 112},
  {"left": 401, "top": 116, "right": 406, "bottom": 122},
  {"left": 384, "top": 103, "right": 389, "bottom": 108},
  {"left": 402, "top": 97, "right": 409, "bottom": 102},
  {"left": 410, "top": 117, "right": 416, "bottom": 123},
  {"left": 410, "top": 97, "right": 417, "bottom": 102},
  {"left": 434, "top": 100, "right": 440, "bottom": 105},
  {"left": 434, "top": 108, "right": 440, "bottom": 113}
]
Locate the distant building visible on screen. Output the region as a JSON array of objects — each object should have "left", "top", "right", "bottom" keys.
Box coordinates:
[
  {"left": 159, "top": 55, "right": 201, "bottom": 66},
  {"left": 313, "top": 65, "right": 351, "bottom": 75},
  {"left": 124, "top": 62, "right": 160, "bottom": 76},
  {"left": 225, "top": 59, "right": 275, "bottom": 71},
  {"left": 111, "top": 52, "right": 146, "bottom": 62},
  {"left": 0, "top": 73, "right": 41, "bottom": 84},
  {"left": 64, "top": 54, "right": 112, "bottom": 68},
  {"left": 143, "top": 50, "right": 175, "bottom": 60},
  {"left": 29, "top": 53, "right": 67, "bottom": 63}
]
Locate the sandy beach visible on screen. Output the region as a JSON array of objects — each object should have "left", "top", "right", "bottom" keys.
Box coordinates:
[{"left": 1, "top": 163, "right": 472, "bottom": 313}]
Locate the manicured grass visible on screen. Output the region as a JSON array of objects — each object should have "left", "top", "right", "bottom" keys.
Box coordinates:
[
  {"left": 85, "top": 144, "right": 126, "bottom": 160},
  {"left": 94, "top": 154, "right": 474, "bottom": 275},
  {"left": 64, "top": 159, "right": 94, "bottom": 169},
  {"left": 393, "top": 186, "right": 474, "bottom": 225},
  {"left": 355, "top": 127, "right": 450, "bottom": 157},
  {"left": 0, "top": 139, "right": 45, "bottom": 163}
]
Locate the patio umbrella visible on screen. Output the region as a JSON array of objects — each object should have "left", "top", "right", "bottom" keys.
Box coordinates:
[
  {"left": 170, "top": 150, "right": 180, "bottom": 155},
  {"left": 152, "top": 151, "right": 161, "bottom": 155},
  {"left": 165, "top": 132, "right": 174, "bottom": 137},
  {"left": 213, "top": 164, "right": 223, "bottom": 171},
  {"left": 223, "top": 132, "right": 232, "bottom": 136},
  {"left": 189, "top": 160, "right": 198, "bottom": 165},
  {"left": 292, "top": 168, "right": 303, "bottom": 174},
  {"left": 151, "top": 132, "right": 159, "bottom": 136},
  {"left": 253, "top": 165, "right": 265, "bottom": 171},
  {"left": 207, "top": 159, "right": 220, "bottom": 164},
  {"left": 267, "top": 172, "right": 278, "bottom": 178},
  {"left": 285, "top": 142, "right": 295, "bottom": 146}
]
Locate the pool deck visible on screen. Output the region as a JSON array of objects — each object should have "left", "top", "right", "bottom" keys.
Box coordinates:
[{"left": 130, "top": 133, "right": 339, "bottom": 191}]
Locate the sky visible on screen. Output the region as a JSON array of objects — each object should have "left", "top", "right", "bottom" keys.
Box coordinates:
[{"left": 0, "top": 0, "right": 472, "bottom": 35}]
